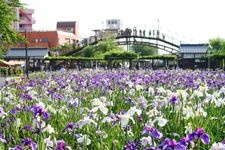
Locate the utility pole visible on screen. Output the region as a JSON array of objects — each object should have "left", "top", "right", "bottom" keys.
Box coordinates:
[
  {"left": 208, "top": 46, "right": 210, "bottom": 70},
  {"left": 25, "top": 29, "right": 29, "bottom": 78}
]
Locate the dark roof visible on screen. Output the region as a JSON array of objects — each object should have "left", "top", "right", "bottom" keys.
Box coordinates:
[
  {"left": 5, "top": 48, "right": 49, "bottom": 59},
  {"left": 180, "top": 44, "right": 208, "bottom": 53},
  {"left": 57, "top": 21, "right": 77, "bottom": 27}
]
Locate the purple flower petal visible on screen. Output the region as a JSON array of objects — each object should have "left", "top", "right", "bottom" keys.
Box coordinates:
[
  {"left": 0, "top": 135, "right": 6, "bottom": 143},
  {"left": 200, "top": 133, "right": 210, "bottom": 144},
  {"left": 151, "top": 128, "right": 162, "bottom": 139},
  {"left": 188, "top": 132, "right": 197, "bottom": 141}
]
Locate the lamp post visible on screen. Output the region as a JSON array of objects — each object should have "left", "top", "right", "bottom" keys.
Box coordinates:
[
  {"left": 208, "top": 45, "right": 211, "bottom": 70},
  {"left": 25, "top": 29, "right": 29, "bottom": 78}
]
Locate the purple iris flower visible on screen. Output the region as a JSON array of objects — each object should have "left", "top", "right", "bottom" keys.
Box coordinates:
[
  {"left": 53, "top": 93, "right": 64, "bottom": 100},
  {"left": 138, "top": 115, "right": 143, "bottom": 122},
  {"left": 125, "top": 97, "right": 135, "bottom": 105},
  {"left": 29, "top": 80, "right": 36, "bottom": 87},
  {"left": 0, "top": 133, "right": 6, "bottom": 143},
  {"left": 22, "top": 92, "right": 33, "bottom": 101},
  {"left": 62, "top": 122, "right": 76, "bottom": 132},
  {"left": 23, "top": 125, "right": 32, "bottom": 131},
  {"left": 161, "top": 139, "right": 186, "bottom": 150},
  {"left": 43, "top": 111, "right": 50, "bottom": 120},
  {"left": 10, "top": 107, "right": 21, "bottom": 115},
  {"left": 170, "top": 95, "right": 179, "bottom": 105},
  {"left": 20, "top": 138, "right": 37, "bottom": 150},
  {"left": 188, "top": 128, "right": 210, "bottom": 144},
  {"left": 31, "top": 104, "right": 50, "bottom": 120},
  {"left": 178, "top": 137, "right": 189, "bottom": 147},
  {"left": 124, "top": 140, "right": 140, "bottom": 150},
  {"left": 0, "top": 106, "right": 6, "bottom": 116},
  {"left": 142, "top": 125, "right": 163, "bottom": 139},
  {"left": 58, "top": 80, "right": 68, "bottom": 89},
  {"left": 55, "top": 140, "right": 66, "bottom": 150},
  {"left": 145, "top": 147, "right": 161, "bottom": 150},
  {"left": 222, "top": 139, "right": 225, "bottom": 144}
]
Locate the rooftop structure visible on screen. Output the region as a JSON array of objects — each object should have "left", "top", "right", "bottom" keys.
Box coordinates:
[
  {"left": 106, "top": 19, "right": 122, "bottom": 30},
  {"left": 57, "top": 21, "right": 79, "bottom": 40},
  {"left": 12, "top": 8, "right": 35, "bottom": 31},
  {"left": 5, "top": 48, "right": 49, "bottom": 59}
]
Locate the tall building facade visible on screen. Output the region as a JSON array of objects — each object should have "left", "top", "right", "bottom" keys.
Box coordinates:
[
  {"left": 12, "top": 8, "right": 35, "bottom": 31},
  {"left": 57, "top": 21, "right": 79, "bottom": 41}
]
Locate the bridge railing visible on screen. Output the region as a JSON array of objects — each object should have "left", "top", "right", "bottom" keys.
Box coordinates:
[{"left": 78, "top": 29, "right": 180, "bottom": 47}]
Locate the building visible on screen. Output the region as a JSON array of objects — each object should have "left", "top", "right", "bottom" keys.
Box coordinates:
[
  {"left": 17, "top": 30, "right": 77, "bottom": 50},
  {"left": 5, "top": 48, "right": 49, "bottom": 60},
  {"left": 105, "top": 19, "right": 123, "bottom": 37},
  {"left": 106, "top": 19, "right": 122, "bottom": 30},
  {"left": 179, "top": 44, "right": 208, "bottom": 69},
  {"left": 57, "top": 21, "right": 79, "bottom": 40},
  {"left": 5, "top": 47, "right": 49, "bottom": 71},
  {"left": 12, "top": 8, "right": 35, "bottom": 31}
]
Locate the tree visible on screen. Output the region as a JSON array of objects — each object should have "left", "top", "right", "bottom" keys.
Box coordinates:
[
  {"left": 209, "top": 38, "right": 225, "bottom": 53},
  {"left": 0, "top": 0, "right": 24, "bottom": 57},
  {"left": 96, "top": 37, "right": 122, "bottom": 53},
  {"left": 83, "top": 45, "right": 95, "bottom": 57},
  {"left": 57, "top": 43, "right": 74, "bottom": 54},
  {"left": 132, "top": 44, "right": 158, "bottom": 56}
]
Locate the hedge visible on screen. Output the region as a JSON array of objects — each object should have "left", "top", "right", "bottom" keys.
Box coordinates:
[
  {"left": 44, "top": 56, "right": 104, "bottom": 61},
  {"left": 104, "top": 51, "right": 138, "bottom": 60},
  {"left": 140, "top": 55, "right": 177, "bottom": 60},
  {"left": 45, "top": 54, "right": 176, "bottom": 61},
  {"left": 210, "top": 53, "right": 225, "bottom": 59},
  {"left": 0, "top": 67, "right": 23, "bottom": 76}
]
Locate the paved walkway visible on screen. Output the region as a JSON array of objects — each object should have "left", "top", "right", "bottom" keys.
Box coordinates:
[{"left": 0, "top": 77, "right": 6, "bottom": 87}]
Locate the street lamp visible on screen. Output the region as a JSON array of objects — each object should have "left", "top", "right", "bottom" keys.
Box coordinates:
[
  {"left": 25, "top": 29, "right": 29, "bottom": 78},
  {"left": 207, "top": 45, "right": 211, "bottom": 70}
]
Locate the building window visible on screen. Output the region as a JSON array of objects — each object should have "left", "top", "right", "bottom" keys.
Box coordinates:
[
  {"left": 43, "top": 38, "right": 48, "bottom": 42},
  {"left": 39, "top": 38, "right": 42, "bottom": 42},
  {"left": 108, "top": 21, "right": 110, "bottom": 24},
  {"left": 115, "top": 20, "right": 117, "bottom": 24},
  {"left": 35, "top": 38, "right": 38, "bottom": 43},
  {"left": 183, "top": 53, "right": 194, "bottom": 58},
  {"left": 66, "top": 28, "right": 73, "bottom": 31}
]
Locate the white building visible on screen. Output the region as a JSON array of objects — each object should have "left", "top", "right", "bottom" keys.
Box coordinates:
[{"left": 106, "top": 19, "right": 123, "bottom": 30}]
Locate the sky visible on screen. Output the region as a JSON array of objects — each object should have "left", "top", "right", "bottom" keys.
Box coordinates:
[{"left": 21, "top": 0, "right": 225, "bottom": 43}]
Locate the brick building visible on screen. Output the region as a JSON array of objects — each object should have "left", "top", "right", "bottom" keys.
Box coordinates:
[{"left": 18, "top": 30, "right": 77, "bottom": 50}]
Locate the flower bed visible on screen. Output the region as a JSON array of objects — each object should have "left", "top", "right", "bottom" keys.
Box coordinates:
[{"left": 0, "top": 69, "right": 225, "bottom": 149}]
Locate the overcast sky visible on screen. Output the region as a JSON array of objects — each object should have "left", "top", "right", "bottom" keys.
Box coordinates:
[{"left": 21, "top": 0, "right": 225, "bottom": 43}]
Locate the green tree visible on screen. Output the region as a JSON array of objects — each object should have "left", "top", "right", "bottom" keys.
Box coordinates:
[
  {"left": 57, "top": 43, "right": 74, "bottom": 55},
  {"left": 209, "top": 38, "right": 225, "bottom": 53},
  {"left": 96, "top": 37, "right": 122, "bottom": 53},
  {"left": 83, "top": 45, "right": 95, "bottom": 57},
  {"left": 59, "top": 43, "right": 74, "bottom": 51},
  {"left": 132, "top": 44, "right": 158, "bottom": 56},
  {"left": 0, "top": 0, "right": 24, "bottom": 57}
]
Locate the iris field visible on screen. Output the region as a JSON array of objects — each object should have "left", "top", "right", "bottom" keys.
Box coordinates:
[{"left": 0, "top": 70, "right": 225, "bottom": 149}]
